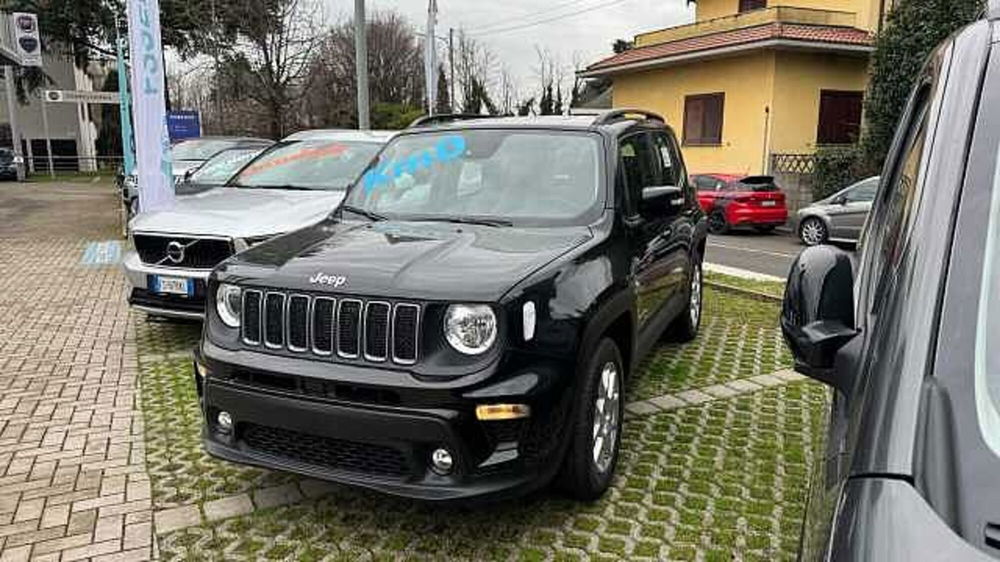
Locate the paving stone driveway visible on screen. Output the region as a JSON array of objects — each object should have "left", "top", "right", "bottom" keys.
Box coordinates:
[
  {"left": 0, "top": 182, "right": 151, "bottom": 561},
  {"left": 0, "top": 182, "right": 827, "bottom": 561}
]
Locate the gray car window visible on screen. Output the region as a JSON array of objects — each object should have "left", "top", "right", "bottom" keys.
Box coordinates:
[{"left": 845, "top": 178, "right": 878, "bottom": 202}]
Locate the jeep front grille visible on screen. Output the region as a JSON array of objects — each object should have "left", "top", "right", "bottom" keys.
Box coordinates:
[
  {"left": 133, "top": 234, "right": 233, "bottom": 269},
  {"left": 241, "top": 290, "right": 421, "bottom": 366}
]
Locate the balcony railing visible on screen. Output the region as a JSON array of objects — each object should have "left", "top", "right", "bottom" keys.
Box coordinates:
[{"left": 635, "top": 7, "right": 859, "bottom": 48}]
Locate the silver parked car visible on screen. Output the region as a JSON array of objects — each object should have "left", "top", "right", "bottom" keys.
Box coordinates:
[
  {"left": 794, "top": 176, "right": 879, "bottom": 246},
  {"left": 122, "top": 129, "right": 394, "bottom": 320}
]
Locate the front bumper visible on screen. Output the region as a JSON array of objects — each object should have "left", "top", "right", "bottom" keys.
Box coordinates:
[
  {"left": 122, "top": 251, "right": 210, "bottom": 319},
  {"left": 196, "top": 342, "right": 575, "bottom": 502}
]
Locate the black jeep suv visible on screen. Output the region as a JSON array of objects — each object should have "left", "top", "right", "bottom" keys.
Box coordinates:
[{"left": 195, "top": 110, "right": 708, "bottom": 501}]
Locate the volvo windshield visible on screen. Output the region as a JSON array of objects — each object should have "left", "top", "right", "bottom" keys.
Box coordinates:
[
  {"left": 340, "top": 130, "right": 602, "bottom": 226},
  {"left": 231, "top": 140, "right": 382, "bottom": 191}
]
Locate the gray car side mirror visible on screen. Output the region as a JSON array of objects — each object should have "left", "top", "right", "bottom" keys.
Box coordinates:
[{"left": 781, "top": 245, "right": 859, "bottom": 393}]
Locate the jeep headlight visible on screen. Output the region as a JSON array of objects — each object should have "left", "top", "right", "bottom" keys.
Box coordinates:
[
  {"left": 216, "top": 284, "right": 242, "bottom": 328},
  {"left": 444, "top": 304, "right": 497, "bottom": 355}
]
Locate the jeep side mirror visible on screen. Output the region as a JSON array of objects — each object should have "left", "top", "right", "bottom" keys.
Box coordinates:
[
  {"left": 641, "top": 185, "right": 684, "bottom": 215},
  {"left": 781, "top": 245, "right": 858, "bottom": 392}
]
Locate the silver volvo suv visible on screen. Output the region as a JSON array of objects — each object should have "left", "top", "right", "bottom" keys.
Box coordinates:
[{"left": 122, "top": 129, "right": 394, "bottom": 320}]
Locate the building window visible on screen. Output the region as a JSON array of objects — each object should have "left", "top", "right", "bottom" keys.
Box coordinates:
[
  {"left": 739, "top": 0, "right": 767, "bottom": 12},
  {"left": 683, "top": 93, "right": 725, "bottom": 146},
  {"left": 817, "top": 90, "right": 863, "bottom": 145}
]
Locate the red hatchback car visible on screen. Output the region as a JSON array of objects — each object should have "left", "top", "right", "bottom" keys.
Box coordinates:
[{"left": 691, "top": 174, "right": 788, "bottom": 234}]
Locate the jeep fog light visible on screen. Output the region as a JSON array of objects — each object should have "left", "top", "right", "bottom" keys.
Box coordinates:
[
  {"left": 216, "top": 284, "right": 242, "bottom": 328},
  {"left": 444, "top": 304, "right": 496, "bottom": 355},
  {"left": 217, "top": 411, "right": 233, "bottom": 433},
  {"left": 476, "top": 404, "right": 531, "bottom": 421},
  {"left": 430, "top": 448, "right": 454, "bottom": 474}
]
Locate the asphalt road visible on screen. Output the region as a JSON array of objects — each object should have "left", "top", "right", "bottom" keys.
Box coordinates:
[{"left": 704, "top": 230, "right": 805, "bottom": 279}]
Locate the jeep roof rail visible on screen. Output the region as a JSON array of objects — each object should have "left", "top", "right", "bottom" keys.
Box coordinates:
[
  {"left": 407, "top": 114, "right": 493, "bottom": 129},
  {"left": 592, "top": 109, "right": 665, "bottom": 126}
]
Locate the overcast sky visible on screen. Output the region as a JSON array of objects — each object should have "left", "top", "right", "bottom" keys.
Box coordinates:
[{"left": 321, "top": 0, "right": 695, "bottom": 92}]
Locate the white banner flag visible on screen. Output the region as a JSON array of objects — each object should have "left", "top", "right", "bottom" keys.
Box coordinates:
[{"left": 127, "top": 0, "right": 174, "bottom": 212}]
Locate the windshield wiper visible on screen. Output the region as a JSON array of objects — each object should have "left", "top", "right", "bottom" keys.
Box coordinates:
[
  {"left": 246, "top": 184, "right": 313, "bottom": 191},
  {"left": 340, "top": 205, "right": 387, "bottom": 222},
  {"left": 411, "top": 216, "right": 513, "bottom": 227}
]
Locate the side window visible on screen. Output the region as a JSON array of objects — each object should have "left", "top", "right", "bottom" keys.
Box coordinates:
[
  {"left": 618, "top": 134, "right": 657, "bottom": 215},
  {"left": 652, "top": 133, "right": 681, "bottom": 186},
  {"left": 861, "top": 88, "right": 931, "bottom": 312},
  {"left": 845, "top": 179, "right": 878, "bottom": 203}
]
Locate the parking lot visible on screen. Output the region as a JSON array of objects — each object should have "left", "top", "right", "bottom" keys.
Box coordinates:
[{"left": 0, "top": 181, "right": 828, "bottom": 561}]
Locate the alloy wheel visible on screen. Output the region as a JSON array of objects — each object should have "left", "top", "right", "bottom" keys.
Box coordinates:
[
  {"left": 592, "top": 361, "right": 621, "bottom": 474},
  {"left": 708, "top": 212, "right": 727, "bottom": 234},
  {"left": 800, "top": 218, "right": 826, "bottom": 246},
  {"left": 689, "top": 266, "right": 702, "bottom": 329}
]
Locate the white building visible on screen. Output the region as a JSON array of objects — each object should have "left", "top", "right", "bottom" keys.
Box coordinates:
[{"left": 0, "top": 48, "right": 106, "bottom": 173}]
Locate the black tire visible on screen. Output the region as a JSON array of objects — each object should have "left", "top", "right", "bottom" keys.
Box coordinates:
[
  {"left": 754, "top": 225, "right": 776, "bottom": 233},
  {"left": 667, "top": 261, "right": 703, "bottom": 342},
  {"left": 559, "top": 338, "right": 624, "bottom": 501},
  {"left": 707, "top": 210, "right": 729, "bottom": 234},
  {"left": 799, "top": 217, "right": 828, "bottom": 246}
]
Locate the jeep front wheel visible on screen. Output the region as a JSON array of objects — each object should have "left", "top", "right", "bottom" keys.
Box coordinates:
[{"left": 559, "top": 338, "right": 624, "bottom": 501}]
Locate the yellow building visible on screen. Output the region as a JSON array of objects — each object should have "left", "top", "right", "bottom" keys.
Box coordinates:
[{"left": 582, "top": 0, "right": 885, "bottom": 175}]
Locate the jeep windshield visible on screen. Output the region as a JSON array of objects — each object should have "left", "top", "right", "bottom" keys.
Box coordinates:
[
  {"left": 340, "top": 130, "right": 602, "bottom": 226},
  {"left": 230, "top": 140, "right": 383, "bottom": 191}
]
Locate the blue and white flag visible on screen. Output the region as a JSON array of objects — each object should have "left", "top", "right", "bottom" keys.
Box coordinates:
[{"left": 126, "top": 0, "right": 174, "bottom": 212}]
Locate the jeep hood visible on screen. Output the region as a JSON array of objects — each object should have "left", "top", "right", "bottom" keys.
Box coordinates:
[
  {"left": 219, "top": 219, "right": 593, "bottom": 302},
  {"left": 129, "top": 187, "right": 345, "bottom": 239}
]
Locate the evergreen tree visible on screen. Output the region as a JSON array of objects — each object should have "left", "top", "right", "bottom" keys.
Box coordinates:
[
  {"left": 435, "top": 66, "right": 451, "bottom": 114},
  {"left": 859, "top": 0, "right": 983, "bottom": 172}
]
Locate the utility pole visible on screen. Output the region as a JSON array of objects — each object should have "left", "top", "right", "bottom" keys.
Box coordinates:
[
  {"left": 354, "top": 0, "right": 370, "bottom": 130},
  {"left": 4, "top": 67, "right": 24, "bottom": 180},
  {"left": 449, "top": 28, "right": 455, "bottom": 113}
]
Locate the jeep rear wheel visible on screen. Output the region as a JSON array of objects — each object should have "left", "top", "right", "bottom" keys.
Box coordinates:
[
  {"left": 667, "top": 261, "right": 703, "bottom": 342},
  {"left": 559, "top": 338, "right": 624, "bottom": 501}
]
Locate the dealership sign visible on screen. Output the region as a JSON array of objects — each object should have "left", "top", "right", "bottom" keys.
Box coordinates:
[
  {"left": 126, "top": 0, "right": 174, "bottom": 212},
  {"left": 44, "top": 90, "right": 120, "bottom": 105},
  {"left": 166, "top": 110, "right": 201, "bottom": 141},
  {"left": 11, "top": 13, "right": 41, "bottom": 67}
]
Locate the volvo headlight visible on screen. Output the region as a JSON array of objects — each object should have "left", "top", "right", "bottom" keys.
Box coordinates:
[
  {"left": 234, "top": 234, "right": 277, "bottom": 252},
  {"left": 216, "top": 284, "right": 242, "bottom": 328},
  {"left": 444, "top": 304, "right": 497, "bottom": 355}
]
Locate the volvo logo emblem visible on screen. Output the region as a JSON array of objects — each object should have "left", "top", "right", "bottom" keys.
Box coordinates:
[{"left": 166, "top": 241, "right": 186, "bottom": 264}]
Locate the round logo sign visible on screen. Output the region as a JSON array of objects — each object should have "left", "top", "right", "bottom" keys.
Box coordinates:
[{"left": 166, "top": 241, "right": 186, "bottom": 264}]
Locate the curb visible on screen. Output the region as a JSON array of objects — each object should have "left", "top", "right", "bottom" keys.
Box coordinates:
[{"left": 705, "top": 280, "right": 783, "bottom": 303}]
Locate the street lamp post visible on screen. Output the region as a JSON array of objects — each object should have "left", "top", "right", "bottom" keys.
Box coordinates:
[{"left": 354, "top": 0, "right": 370, "bottom": 130}]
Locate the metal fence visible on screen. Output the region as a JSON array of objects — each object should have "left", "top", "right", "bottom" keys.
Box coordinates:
[
  {"left": 25, "top": 155, "right": 124, "bottom": 177},
  {"left": 770, "top": 153, "right": 816, "bottom": 175}
]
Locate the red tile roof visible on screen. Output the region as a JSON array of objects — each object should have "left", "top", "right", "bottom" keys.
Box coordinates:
[{"left": 586, "top": 23, "right": 873, "bottom": 73}]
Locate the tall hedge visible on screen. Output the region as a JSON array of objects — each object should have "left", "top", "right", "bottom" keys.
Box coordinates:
[{"left": 859, "top": 0, "right": 984, "bottom": 174}]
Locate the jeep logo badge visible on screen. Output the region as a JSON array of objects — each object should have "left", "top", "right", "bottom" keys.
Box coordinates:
[
  {"left": 166, "top": 241, "right": 186, "bottom": 264},
  {"left": 309, "top": 273, "right": 347, "bottom": 288}
]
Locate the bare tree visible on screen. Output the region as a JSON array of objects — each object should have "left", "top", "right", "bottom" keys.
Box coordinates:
[
  {"left": 219, "top": 0, "right": 322, "bottom": 139},
  {"left": 305, "top": 10, "right": 424, "bottom": 128}
]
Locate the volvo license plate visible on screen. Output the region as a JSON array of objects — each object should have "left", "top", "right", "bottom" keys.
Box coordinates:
[
  {"left": 760, "top": 200, "right": 777, "bottom": 207},
  {"left": 154, "top": 275, "right": 193, "bottom": 296}
]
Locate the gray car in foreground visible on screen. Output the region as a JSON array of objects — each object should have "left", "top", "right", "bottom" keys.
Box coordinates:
[
  {"left": 793, "top": 176, "right": 878, "bottom": 246},
  {"left": 122, "top": 129, "right": 394, "bottom": 320},
  {"left": 783, "top": 11, "right": 1000, "bottom": 560}
]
